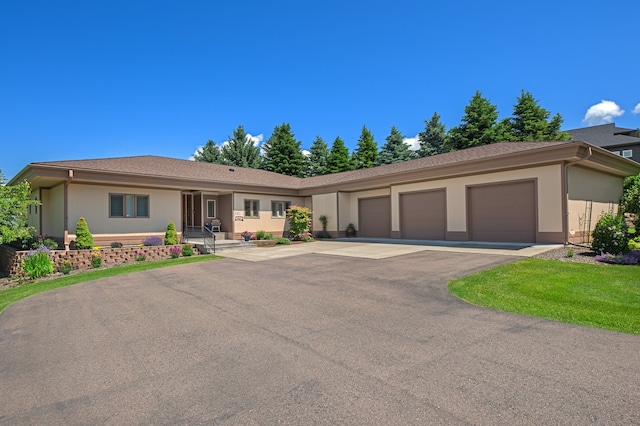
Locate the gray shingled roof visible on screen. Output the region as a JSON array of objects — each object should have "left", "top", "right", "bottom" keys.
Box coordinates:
[
  {"left": 31, "top": 141, "right": 574, "bottom": 190},
  {"left": 566, "top": 123, "right": 640, "bottom": 148}
]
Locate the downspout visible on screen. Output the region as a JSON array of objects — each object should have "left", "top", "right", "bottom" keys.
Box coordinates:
[
  {"left": 563, "top": 147, "right": 592, "bottom": 244},
  {"left": 64, "top": 169, "right": 73, "bottom": 250}
]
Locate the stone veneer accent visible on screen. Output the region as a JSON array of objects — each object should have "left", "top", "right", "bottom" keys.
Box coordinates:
[{"left": 0, "top": 244, "right": 201, "bottom": 278}]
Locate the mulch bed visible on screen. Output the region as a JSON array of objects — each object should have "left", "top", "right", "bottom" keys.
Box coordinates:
[{"left": 532, "top": 245, "right": 600, "bottom": 265}]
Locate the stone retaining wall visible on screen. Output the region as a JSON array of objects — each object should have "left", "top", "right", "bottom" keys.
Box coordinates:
[{"left": 0, "top": 244, "right": 201, "bottom": 278}]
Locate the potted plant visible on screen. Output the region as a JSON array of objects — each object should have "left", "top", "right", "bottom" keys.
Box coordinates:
[
  {"left": 346, "top": 223, "right": 356, "bottom": 237},
  {"left": 241, "top": 230, "right": 252, "bottom": 242}
]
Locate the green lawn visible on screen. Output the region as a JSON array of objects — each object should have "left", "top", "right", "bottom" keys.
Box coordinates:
[
  {"left": 0, "top": 255, "right": 221, "bottom": 314},
  {"left": 448, "top": 258, "right": 640, "bottom": 335}
]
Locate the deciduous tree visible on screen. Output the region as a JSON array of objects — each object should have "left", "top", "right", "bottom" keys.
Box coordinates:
[{"left": 0, "top": 172, "right": 39, "bottom": 244}]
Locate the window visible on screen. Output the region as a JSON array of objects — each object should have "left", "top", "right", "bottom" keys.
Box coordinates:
[
  {"left": 271, "top": 201, "right": 291, "bottom": 218},
  {"left": 207, "top": 200, "right": 216, "bottom": 218},
  {"left": 622, "top": 149, "right": 633, "bottom": 158},
  {"left": 611, "top": 151, "right": 621, "bottom": 156},
  {"left": 110, "top": 194, "right": 149, "bottom": 218},
  {"left": 244, "top": 199, "right": 260, "bottom": 218}
]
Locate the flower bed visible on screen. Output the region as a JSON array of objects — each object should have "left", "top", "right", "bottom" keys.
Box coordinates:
[{"left": 0, "top": 244, "right": 200, "bottom": 278}]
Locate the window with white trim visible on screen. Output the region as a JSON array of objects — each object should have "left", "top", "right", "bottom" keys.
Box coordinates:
[
  {"left": 244, "top": 199, "right": 260, "bottom": 218},
  {"left": 611, "top": 150, "right": 621, "bottom": 156},
  {"left": 110, "top": 194, "right": 149, "bottom": 218},
  {"left": 207, "top": 200, "right": 216, "bottom": 218},
  {"left": 622, "top": 149, "right": 633, "bottom": 158},
  {"left": 271, "top": 201, "right": 291, "bottom": 218}
]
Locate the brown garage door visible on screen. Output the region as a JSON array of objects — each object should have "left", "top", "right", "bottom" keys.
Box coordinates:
[
  {"left": 358, "top": 196, "right": 391, "bottom": 238},
  {"left": 400, "top": 189, "right": 446, "bottom": 239},
  {"left": 468, "top": 180, "right": 536, "bottom": 243}
]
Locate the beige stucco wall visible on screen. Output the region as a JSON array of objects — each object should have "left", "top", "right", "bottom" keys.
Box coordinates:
[
  {"left": 49, "top": 184, "right": 66, "bottom": 238},
  {"left": 311, "top": 193, "right": 338, "bottom": 232},
  {"left": 390, "top": 164, "right": 564, "bottom": 233},
  {"left": 67, "top": 184, "right": 181, "bottom": 237},
  {"left": 567, "top": 166, "right": 623, "bottom": 235},
  {"left": 232, "top": 192, "right": 306, "bottom": 235},
  {"left": 337, "top": 192, "right": 351, "bottom": 233},
  {"left": 28, "top": 191, "right": 40, "bottom": 233}
]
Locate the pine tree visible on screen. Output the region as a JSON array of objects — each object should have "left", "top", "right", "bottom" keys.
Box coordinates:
[
  {"left": 164, "top": 221, "right": 179, "bottom": 245},
  {"left": 378, "top": 126, "right": 416, "bottom": 165},
  {"left": 352, "top": 125, "right": 378, "bottom": 169},
  {"left": 220, "top": 125, "right": 261, "bottom": 168},
  {"left": 505, "top": 90, "right": 572, "bottom": 141},
  {"left": 193, "top": 140, "right": 222, "bottom": 163},
  {"left": 327, "top": 137, "right": 353, "bottom": 173},
  {"left": 261, "top": 123, "right": 305, "bottom": 177},
  {"left": 417, "top": 112, "right": 447, "bottom": 157},
  {"left": 447, "top": 91, "right": 502, "bottom": 151},
  {"left": 307, "top": 135, "right": 330, "bottom": 177}
]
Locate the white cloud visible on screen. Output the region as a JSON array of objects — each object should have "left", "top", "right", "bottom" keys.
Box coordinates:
[
  {"left": 247, "top": 133, "right": 264, "bottom": 146},
  {"left": 189, "top": 146, "right": 204, "bottom": 161},
  {"left": 302, "top": 149, "right": 310, "bottom": 157},
  {"left": 583, "top": 100, "right": 625, "bottom": 125},
  {"left": 633, "top": 103, "right": 640, "bottom": 114},
  {"left": 404, "top": 135, "right": 420, "bottom": 151}
]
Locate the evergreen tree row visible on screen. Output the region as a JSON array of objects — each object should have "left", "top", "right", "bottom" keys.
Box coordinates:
[{"left": 193, "top": 90, "right": 571, "bottom": 177}]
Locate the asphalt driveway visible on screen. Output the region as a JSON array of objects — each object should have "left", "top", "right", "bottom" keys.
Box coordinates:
[{"left": 0, "top": 250, "right": 638, "bottom": 425}]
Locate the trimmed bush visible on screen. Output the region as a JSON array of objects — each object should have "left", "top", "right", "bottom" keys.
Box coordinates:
[
  {"left": 164, "top": 221, "right": 179, "bottom": 245},
  {"left": 59, "top": 260, "right": 73, "bottom": 275},
  {"left": 591, "top": 212, "right": 630, "bottom": 255},
  {"left": 90, "top": 251, "right": 102, "bottom": 268},
  {"left": 182, "top": 244, "right": 194, "bottom": 256},
  {"left": 276, "top": 237, "right": 291, "bottom": 245},
  {"left": 110, "top": 241, "right": 123, "bottom": 248},
  {"left": 22, "top": 245, "right": 55, "bottom": 279},
  {"left": 74, "top": 217, "right": 94, "bottom": 249}
]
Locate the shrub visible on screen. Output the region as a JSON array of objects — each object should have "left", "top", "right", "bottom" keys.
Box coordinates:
[
  {"left": 629, "top": 239, "right": 640, "bottom": 250},
  {"left": 30, "top": 235, "right": 58, "bottom": 250},
  {"left": 595, "top": 250, "right": 640, "bottom": 265},
  {"left": 566, "top": 248, "right": 574, "bottom": 258},
  {"left": 135, "top": 252, "right": 146, "bottom": 262},
  {"left": 59, "top": 260, "right": 73, "bottom": 275},
  {"left": 110, "top": 241, "right": 123, "bottom": 248},
  {"left": 91, "top": 251, "right": 102, "bottom": 268},
  {"left": 299, "top": 232, "right": 314, "bottom": 242},
  {"left": 22, "top": 245, "right": 55, "bottom": 279},
  {"left": 316, "top": 230, "right": 331, "bottom": 239},
  {"left": 164, "top": 221, "right": 179, "bottom": 245},
  {"left": 182, "top": 244, "right": 194, "bottom": 256},
  {"left": 256, "top": 230, "right": 267, "bottom": 240},
  {"left": 169, "top": 246, "right": 182, "bottom": 259},
  {"left": 276, "top": 237, "right": 291, "bottom": 245},
  {"left": 142, "top": 236, "right": 163, "bottom": 246},
  {"left": 591, "top": 212, "right": 630, "bottom": 255},
  {"left": 74, "top": 217, "right": 94, "bottom": 249},
  {"left": 286, "top": 205, "right": 312, "bottom": 240},
  {"left": 265, "top": 233, "right": 275, "bottom": 240},
  {"left": 319, "top": 214, "right": 328, "bottom": 231}
]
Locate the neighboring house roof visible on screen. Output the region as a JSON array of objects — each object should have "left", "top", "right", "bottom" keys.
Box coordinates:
[
  {"left": 10, "top": 141, "right": 639, "bottom": 194},
  {"left": 566, "top": 123, "right": 640, "bottom": 148}
]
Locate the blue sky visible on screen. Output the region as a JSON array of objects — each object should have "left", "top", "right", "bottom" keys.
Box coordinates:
[{"left": 2, "top": 0, "right": 639, "bottom": 180}]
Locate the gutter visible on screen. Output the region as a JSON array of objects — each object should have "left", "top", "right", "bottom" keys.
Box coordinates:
[{"left": 563, "top": 146, "right": 592, "bottom": 244}]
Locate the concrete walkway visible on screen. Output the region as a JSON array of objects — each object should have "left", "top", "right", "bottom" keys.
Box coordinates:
[{"left": 220, "top": 238, "right": 561, "bottom": 261}]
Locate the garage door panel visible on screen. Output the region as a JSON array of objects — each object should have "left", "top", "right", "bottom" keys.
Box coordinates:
[
  {"left": 400, "top": 190, "right": 446, "bottom": 240},
  {"left": 358, "top": 197, "right": 390, "bottom": 238},
  {"left": 468, "top": 181, "right": 536, "bottom": 243}
]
